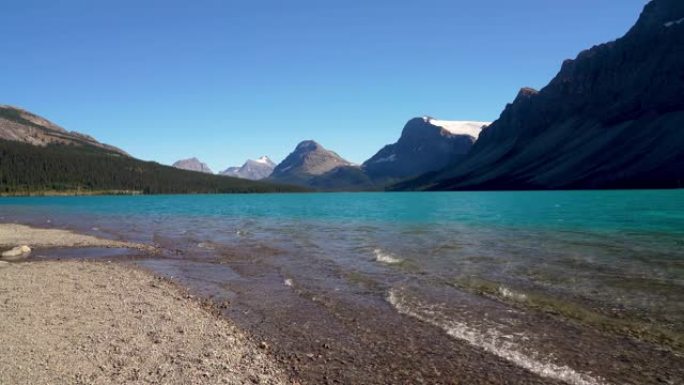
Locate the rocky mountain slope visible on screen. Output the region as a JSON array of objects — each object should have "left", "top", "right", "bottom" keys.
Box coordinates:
[
  {"left": 399, "top": 0, "right": 684, "bottom": 190},
  {"left": 363, "top": 117, "right": 488, "bottom": 182},
  {"left": 0, "top": 105, "right": 127, "bottom": 156},
  {"left": 268, "top": 141, "right": 352, "bottom": 185},
  {"left": 172, "top": 158, "right": 213, "bottom": 174},
  {"left": 221, "top": 156, "right": 275, "bottom": 180}
]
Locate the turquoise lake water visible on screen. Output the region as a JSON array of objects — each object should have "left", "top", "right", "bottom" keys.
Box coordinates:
[
  {"left": 2, "top": 190, "right": 683, "bottom": 384},
  {"left": 2, "top": 190, "right": 683, "bottom": 229},
  {"left": 3, "top": 190, "right": 682, "bottom": 313}
]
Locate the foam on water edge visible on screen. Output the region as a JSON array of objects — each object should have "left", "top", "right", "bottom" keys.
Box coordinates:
[
  {"left": 373, "top": 249, "right": 402, "bottom": 264},
  {"left": 387, "top": 289, "right": 607, "bottom": 385},
  {"left": 498, "top": 286, "right": 528, "bottom": 302}
]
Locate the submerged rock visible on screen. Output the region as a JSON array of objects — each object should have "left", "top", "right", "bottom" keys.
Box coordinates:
[{"left": 1, "top": 245, "right": 31, "bottom": 261}]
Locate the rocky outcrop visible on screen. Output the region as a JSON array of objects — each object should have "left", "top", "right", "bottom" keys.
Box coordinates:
[
  {"left": 1, "top": 245, "right": 31, "bottom": 261},
  {"left": 172, "top": 158, "right": 213, "bottom": 174},
  {"left": 220, "top": 156, "right": 275, "bottom": 180},
  {"left": 0, "top": 105, "right": 128, "bottom": 156},
  {"left": 268, "top": 141, "right": 352, "bottom": 185},
  {"left": 363, "top": 117, "right": 488, "bottom": 182},
  {"left": 400, "top": 0, "right": 684, "bottom": 190}
]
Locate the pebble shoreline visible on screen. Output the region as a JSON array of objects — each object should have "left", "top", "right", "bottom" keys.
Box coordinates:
[{"left": 0, "top": 223, "right": 288, "bottom": 385}]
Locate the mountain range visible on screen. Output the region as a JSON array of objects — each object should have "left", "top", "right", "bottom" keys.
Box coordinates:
[
  {"left": 0, "top": 105, "right": 304, "bottom": 195},
  {"left": 220, "top": 156, "right": 275, "bottom": 180},
  {"left": 2, "top": 0, "right": 681, "bottom": 194},
  {"left": 397, "top": 0, "right": 684, "bottom": 190},
  {"left": 259, "top": 118, "right": 489, "bottom": 190}
]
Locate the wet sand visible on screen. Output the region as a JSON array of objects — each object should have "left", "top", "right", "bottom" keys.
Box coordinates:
[{"left": 0, "top": 223, "right": 151, "bottom": 250}]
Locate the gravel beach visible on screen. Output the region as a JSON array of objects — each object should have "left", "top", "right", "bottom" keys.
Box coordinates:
[{"left": 0, "top": 260, "right": 287, "bottom": 385}]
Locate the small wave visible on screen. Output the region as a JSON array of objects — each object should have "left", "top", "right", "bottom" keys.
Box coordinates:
[
  {"left": 197, "top": 242, "right": 215, "bottom": 250},
  {"left": 374, "top": 249, "right": 402, "bottom": 264},
  {"left": 498, "top": 286, "right": 528, "bottom": 302},
  {"left": 387, "top": 289, "right": 606, "bottom": 385}
]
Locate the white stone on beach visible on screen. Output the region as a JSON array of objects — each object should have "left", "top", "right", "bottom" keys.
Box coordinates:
[
  {"left": 0, "top": 261, "right": 10, "bottom": 268},
  {"left": 1, "top": 245, "right": 32, "bottom": 260}
]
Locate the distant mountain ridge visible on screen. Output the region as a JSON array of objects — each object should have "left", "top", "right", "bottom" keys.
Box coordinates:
[
  {"left": 0, "top": 105, "right": 128, "bottom": 156},
  {"left": 172, "top": 158, "right": 213, "bottom": 174},
  {"left": 397, "top": 0, "right": 684, "bottom": 191},
  {"left": 220, "top": 156, "right": 275, "bottom": 180},
  {"left": 0, "top": 106, "right": 305, "bottom": 194}
]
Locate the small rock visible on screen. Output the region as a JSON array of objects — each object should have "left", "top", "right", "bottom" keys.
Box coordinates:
[
  {"left": 1, "top": 245, "right": 31, "bottom": 261},
  {"left": 0, "top": 261, "right": 10, "bottom": 268},
  {"left": 259, "top": 341, "right": 269, "bottom": 350}
]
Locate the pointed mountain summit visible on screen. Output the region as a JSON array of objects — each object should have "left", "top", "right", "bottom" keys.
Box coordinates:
[
  {"left": 363, "top": 117, "right": 489, "bottom": 181},
  {"left": 399, "top": 0, "right": 684, "bottom": 190},
  {"left": 220, "top": 156, "right": 275, "bottom": 180},
  {"left": 172, "top": 157, "right": 213, "bottom": 174},
  {"left": 269, "top": 140, "right": 352, "bottom": 185}
]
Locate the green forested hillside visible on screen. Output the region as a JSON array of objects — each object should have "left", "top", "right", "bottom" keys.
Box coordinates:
[{"left": 0, "top": 140, "right": 305, "bottom": 195}]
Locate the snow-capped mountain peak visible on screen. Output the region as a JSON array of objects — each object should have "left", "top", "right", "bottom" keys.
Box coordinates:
[
  {"left": 255, "top": 156, "right": 274, "bottom": 165},
  {"left": 220, "top": 156, "right": 276, "bottom": 180},
  {"left": 422, "top": 117, "right": 490, "bottom": 138}
]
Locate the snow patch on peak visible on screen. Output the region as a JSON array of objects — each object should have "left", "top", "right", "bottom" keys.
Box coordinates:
[
  {"left": 664, "top": 17, "right": 684, "bottom": 27},
  {"left": 371, "top": 154, "right": 397, "bottom": 163},
  {"left": 255, "top": 156, "right": 273, "bottom": 165},
  {"left": 423, "top": 117, "right": 490, "bottom": 138}
]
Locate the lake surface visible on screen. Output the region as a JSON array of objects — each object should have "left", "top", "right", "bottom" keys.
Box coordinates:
[{"left": 2, "top": 191, "right": 683, "bottom": 384}]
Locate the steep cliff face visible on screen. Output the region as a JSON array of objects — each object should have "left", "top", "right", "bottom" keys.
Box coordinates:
[
  {"left": 404, "top": 0, "right": 684, "bottom": 190},
  {"left": 363, "top": 117, "right": 487, "bottom": 181},
  {"left": 0, "top": 105, "right": 128, "bottom": 156}
]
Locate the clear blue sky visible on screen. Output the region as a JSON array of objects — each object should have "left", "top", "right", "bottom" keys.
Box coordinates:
[{"left": 1, "top": 0, "right": 646, "bottom": 171}]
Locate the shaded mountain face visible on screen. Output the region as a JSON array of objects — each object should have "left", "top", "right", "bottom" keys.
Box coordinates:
[
  {"left": 269, "top": 140, "right": 352, "bottom": 185},
  {"left": 401, "top": 0, "right": 684, "bottom": 190},
  {"left": 307, "top": 165, "right": 379, "bottom": 191},
  {"left": 363, "top": 117, "right": 488, "bottom": 181},
  {"left": 220, "top": 156, "right": 275, "bottom": 180},
  {"left": 172, "top": 158, "right": 213, "bottom": 174},
  {"left": 0, "top": 105, "right": 128, "bottom": 156}
]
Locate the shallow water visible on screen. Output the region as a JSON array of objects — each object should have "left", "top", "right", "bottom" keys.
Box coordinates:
[{"left": 2, "top": 191, "right": 683, "bottom": 384}]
